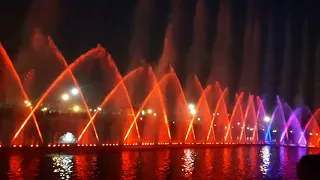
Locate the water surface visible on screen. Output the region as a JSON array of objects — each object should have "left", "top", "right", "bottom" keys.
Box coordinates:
[{"left": 1, "top": 146, "right": 319, "bottom": 179}]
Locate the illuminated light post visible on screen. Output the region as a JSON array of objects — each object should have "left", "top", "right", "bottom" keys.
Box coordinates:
[
  {"left": 141, "top": 110, "right": 145, "bottom": 116},
  {"left": 73, "top": 105, "right": 80, "bottom": 112},
  {"left": 61, "top": 93, "right": 70, "bottom": 101},
  {"left": 147, "top": 109, "right": 152, "bottom": 114},
  {"left": 153, "top": 113, "right": 157, "bottom": 117},
  {"left": 24, "top": 100, "right": 32, "bottom": 107},
  {"left": 188, "top": 104, "right": 195, "bottom": 110},
  {"left": 70, "top": 88, "right": 79, "bottom": 95},
  {"left": 264, "top": 116, "right": 271, "bottom": 122},
  {"left": 41, "top": 107, "right": 48, "bottom": 112},
  {"left": 190, "top": 109, "right": 196, "bottom": 115},
  {"left": 97, "top": 107, "right": 102, "bottom": 111}
]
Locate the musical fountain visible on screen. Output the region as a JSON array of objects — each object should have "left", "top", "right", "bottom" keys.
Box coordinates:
[{"left": 0, "top": 36, "right": 318, "bottom": 152}]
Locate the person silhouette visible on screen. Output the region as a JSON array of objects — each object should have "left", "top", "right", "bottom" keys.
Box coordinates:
[{"left": 297, "top": 154, "right": 320, "bottom": 180}]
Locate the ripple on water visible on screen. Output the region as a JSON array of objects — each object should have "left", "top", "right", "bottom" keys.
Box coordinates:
[{"left": 3, "top": 146, "right": 320, "bottom": 179}]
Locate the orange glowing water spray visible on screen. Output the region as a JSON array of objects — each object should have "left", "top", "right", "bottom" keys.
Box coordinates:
[
  {"left": 185, "top": 85, "right": 213, "bottom": 142},
  {"left": 240, "top": 95, "right": 257, "bottom": 142},
  {"left": 78, "top": 67, "right": 143, "bottom": 141},
  {"left": 149, "top": 67, "right": 171, "bottom": 143},
  {"left": 194, "top": 75, "right": 214, "bottom": 142},
  {"left": 48, "top": 37, "right": 99, "bottom": 142},
  {"left": 11, "top": 46, "right": 102, "bottom": 143},
  {"left": 124, "top": 70, "right": 172, "bottom": 142},
  {"left": 207, "top": 88, "right": 228, "bottom": 141},
  {"left": 225, "top": 92, "right": 244, "bottom": 141},
  {"left": 0, "top": 43, "right": 43, "bottom": 143},
  {"left": 167, "top": 69, "right": 196, "bottom": 143}
]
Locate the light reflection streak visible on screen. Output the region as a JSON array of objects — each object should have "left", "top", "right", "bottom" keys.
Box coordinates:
[
  {"left": 279, "top": 146, "right": 288, "bottom": 176},
  {"left": 223, "top": 148, "right": 232, "bottom": 174},
  {"left": 182, "top": 149, "right": 195, "bottom": 179},
  {"left": 204, "top": 149, "right": 213, "bottom": 177},
  {"left": 259, "top": 146, "right": 271, "bottom": 175},
  {"left": 156, "top": 150, "right": 170, "bottom": 179},
  {"left": 74, "top": 156, "right": 97, "bottom": 179},
  {"left": 237, "top": 147, "right": 245, "bottom": 177},
  {"left": 121, "top": 151, "right": 138, "bottom": 180},
  {"left": 52, "top": 154, "right": 74, "bottom": 180},
  {"left": 8, "top": 156, "right": 22, "bottom": 178}
]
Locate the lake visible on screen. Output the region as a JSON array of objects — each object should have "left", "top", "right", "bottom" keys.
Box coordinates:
[{"left": 1, "top": 145, "right": 319, "bottom": 179}]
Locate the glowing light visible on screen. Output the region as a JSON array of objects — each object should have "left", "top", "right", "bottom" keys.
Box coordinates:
[
  {"left": 141, "top": 110, "right": 145, "bottom": 115},
  {"left": 216, "top": 113, "right": 220, "bottom": 116},
  {"left": 309, "top": 133, "right": 313, "bottom": 136},
  {"left": 197, "top": 117, "right": 200, "bottom": 121},
  {"left": 272, "top": 130, "right": 277, "bottom": 133},
  {"left": 190, "top": 109, "right": 196, "bottom": 115},
  {"left": 60, "top": 132, "right": 76, "bottom": 143},
  {"left": 61, "top": 93, "right": 70, "bottom": 101},
  {"left": 41, "top": 107, "right": 48, "bottom": 112},
  {"left": 264, "top": 116, "right": 271, "bottom": 122},
  {"left": 70, "top": 88, "right": 79, "bottom": 95},
  {"left": 250, "top": 128, "right": 254, "bottom": 131},
  {"left": 290, "top": 130, "right": 293, "bottom": 133},
  {"left": 140, "top": 117, "right": 143, "bottom": 120},
  {"left": 316, "top": 133, "right": 319, "bottom": 136},
  {"left": 153, "top": 113, "right": 157, "bottom": 116},
  {"left": 147, "top": 109, "right": 152, "bottom": 114},
  {"left": 73, "top": 105, "right": 80, "bottom": 112},
  {"left": 188, "top": 104, "right": 195, "bottom": 110},
  {"left": 24, "top": 100, "right": 28, "bottom": 104},
  {"left": 237, "top": 122, "right": 240, "bottom": 125},
  {"left": 97, "top": 107, "right": 102, "bottom": 111},
  {"left": 52, "top": 155, "right": 73, "bottom": 179},
  {"left": 25, "top": 101, "right": 32, "bottom": 107}
]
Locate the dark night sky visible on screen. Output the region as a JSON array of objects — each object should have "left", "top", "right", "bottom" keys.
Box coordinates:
[{"left": 0, "top": 0, "right": 320, "bottom": 111}]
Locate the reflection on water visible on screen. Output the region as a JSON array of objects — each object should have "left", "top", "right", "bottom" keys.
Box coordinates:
[
  {"left": 8, "top": 156, "right": 22, "bottom": 178},
  {"left": 156, "top": 150, "right": 170, "bottom": 179},
  {"left": 3, "top": 146, "right": 320, "bottom": 179},
  {"left": 121, "top": 151, "right": 138, "bottom": 180},
  {"left": 182, "top": 149, "right": 195, "bottom": 179},
  {"left": 52, "top": 154, "right": 73, "bottom": 179},
  {"left": 260, "top": 146, "right": 271, "bottom": 175}
]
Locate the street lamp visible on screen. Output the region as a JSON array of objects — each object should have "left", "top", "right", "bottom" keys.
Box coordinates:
[
  {"left": 61, "top": 93, "right": 70, "bottom": 101},
  {"left": 188, "top": 104, "right": 195, "bottom": 110},
  {"left": 264, "top": 116, "right": 271, "bottom": 122},
  {"left": 70, "top": 88, "right": 79, "bottom": 96},
  {"left": 73, "top": 105, "right": 80, "bottom": 112},
  {"left": 188, "top": 103, "right": 196, "bottom": 115},
  {"left": 190, "top": 109, "right": 196, "bottom": 115}
]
